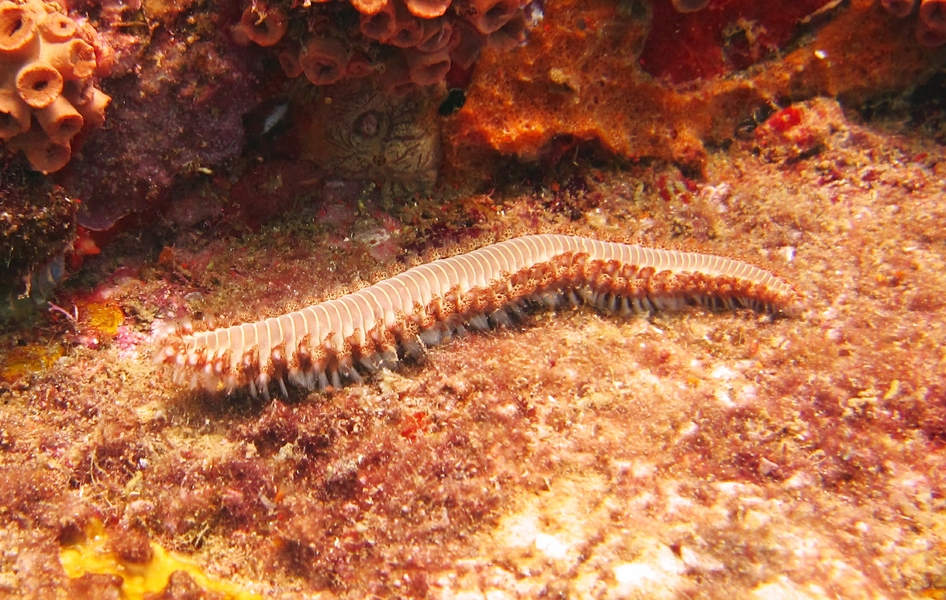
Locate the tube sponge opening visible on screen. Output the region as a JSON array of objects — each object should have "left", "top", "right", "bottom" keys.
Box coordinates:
[
  {"left": 388, "top": 2, "right": 424, "bottom": 47},
  {"left": 487, "top": 9, "right": 525, "bottom": 52},
  {"left": 417, "top": 17, "right": 455, "bottom": 53},
  {"left": 72, "top": 87, "right": 110, "bottom": 129},
  {"left": 450, "top": 19, "right": 486, "bottom": 70},
  {"left": 46, "top": 38, "right": 97, "bottom": 79},
  {"left": 0, "top": 89, "right": 29, "bottom": 139},
  {"left": 279, "top": 48, "right": 303, "bottom": 78},
  {"left": 0, "top": 2, "right": 37, "bottom": 56},
  {"left": 39, "top": 11, "right": 75, "bottom": 42},
  {"left": 361, "top": 0, "right": 397, "bottom": 41},
  {"left": 8, "top": 131, "right": 71, "bottom": 174},
  {"left": 36, "top": 94, "right": 83, "bottom": 142},
  {"left": 919, "top": 0, "right": 946, "bottom": 45},
  {"left": 916, "top": 17, "right": 946, "bottom": 45},
  {"left": 16, "top": 62, "right": 63, "bottom": 108},
  {"left": 406, "top": 47, "right": 451, "bottom": 85},
  {"left": 920, "top": 0, "right": 946, "bottom": 30},
  {"left": 469, "top": 0, "right": 519, "bottom": 34},
  {"left": 27, "top": 140, "right": 71, "bottom": 174},
  {"left": 880, "top": 0, "right": 916, "bottom": 17},
  {"left": 299, "top": 37, "right": 350, "bottom": 85},
  {"left": 236, "top": 5, "right": 287, "bottom": 47}
]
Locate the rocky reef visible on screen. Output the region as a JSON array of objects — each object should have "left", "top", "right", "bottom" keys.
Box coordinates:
[
  {"left": 0, "top": 156, "right": 75, "bottom": 318},
  {"left": 0, "top": 0, "right": 945, "bottom": 598}
]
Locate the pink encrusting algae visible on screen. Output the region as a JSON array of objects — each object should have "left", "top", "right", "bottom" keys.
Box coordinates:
[{"left": 155, "top": 234, "right": 797, "bottom": 399}]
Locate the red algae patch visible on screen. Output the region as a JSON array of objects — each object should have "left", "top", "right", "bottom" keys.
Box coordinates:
[{"left": 640, "top": 0, "right": 839, "bottom": 82}]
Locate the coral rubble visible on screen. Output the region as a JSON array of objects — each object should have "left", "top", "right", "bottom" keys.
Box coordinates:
[{"left": 0, "top": 0, "right": 111, "bottom": 173}]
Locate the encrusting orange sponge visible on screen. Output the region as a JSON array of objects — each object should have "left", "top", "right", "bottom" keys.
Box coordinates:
[{"left": 0, "top": 0, "right": 111, "bottom": 173}]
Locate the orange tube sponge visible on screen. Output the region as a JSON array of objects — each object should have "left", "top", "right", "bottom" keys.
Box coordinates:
[
  {"left": 78, "top": 89, "right": 109, "bottom": 129},
  {"left": 919, "top": 0, "right": 946, "bottom": 45},
  {"left": 417, "top": 17, "right": 455, "bottom": 53},
  {"left": 61, "top": 77, "right": 92, "bottom": 106},
  {"left": 468, "top": 0, "right": 519, "bottom": 34},
  {"left": 919, "top": 0, "right": 946, "bottom": 29},
  {"left": 880, "top": 0, "right": 916, "bottom": 17},
  {"left": 350, "top": 0, "right": 388, "bottom": 14},
  {"left": 16, "top": 61, "right": 63, "bottom": 108},
  {"left": 379, "top": 52, "right": 416, "bottom": 95},
  {"left": 360, "top": 0, "right": 397, "bottom": 41},
  {"left": 44, "top": 38, "right": 97, "bottom": 79},
  {"left": 916, "top": 17, "right": 946, "bottom": 45},
  {"left": 405, "top": 47, "right": 451, "bottom": 85},
  {"left": 76, "top": 21, "right": 114, "bottom": 77},
  {"left": 389, "top": 1, "right": 424, "bottom": 48},
  {"left": 234, "top": 5, "right": 287, "bottom": 47},
  {"left": 39, "top": 11, "right": 76, "bottom": 42},
  {"left": 0, "top": 89, "right": 30, "bottom": 139},
  {"left": 299, "top": 37, "right": 349, "bottom": 85},
  {"left": 8, "top": 130, "right": 71, "bottom": 174},
  {"left": 450, "top": 19, "right": 486, "bottom": 69},
  {"left": 0, "top": 1, "right": 38, "bottom": 58},
  {"left": 672, "top": 0, "right": 710, "bottom": 12},
  {"left": 487, "top": 9, "right": 525, "bottom": 52},
  {"left": 404, "top": 0, "right": 452, "bottom": 18},
  {"left": 0, "top": 0, "right": 110, "bottom": 173},
  {"left": 26, "top": 140, "right": 71, "bottom": 174},
  {"left": 346, "top": 52, "right": 375, "bottom": 78},
  {"left": 36, "top": 94, "right": 83, "bottom": 143},
  {"left": 278, "top": 48, "right": 303, "bottom": 78}
]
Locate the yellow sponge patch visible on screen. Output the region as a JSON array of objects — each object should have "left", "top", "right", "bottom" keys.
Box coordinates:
[{"left": 60, "top": 521, "right": 261, "bottom": 600}]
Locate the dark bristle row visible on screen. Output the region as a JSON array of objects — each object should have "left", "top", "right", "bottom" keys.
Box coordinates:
[{"left": 155, "top": 234, "right": 798, "bottom": 399}]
